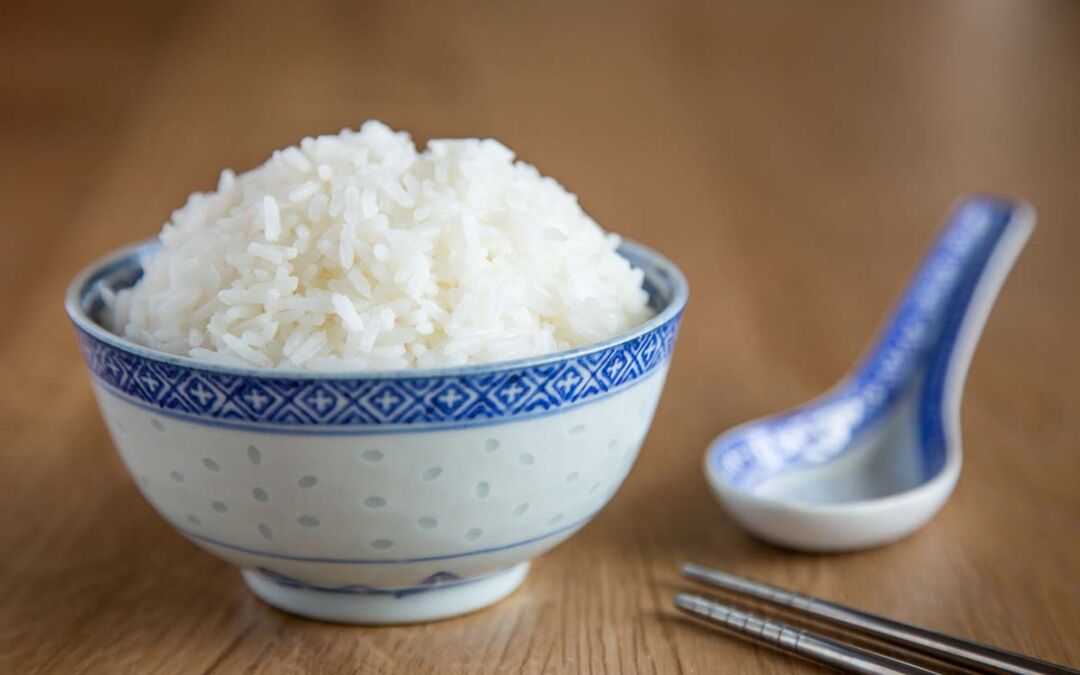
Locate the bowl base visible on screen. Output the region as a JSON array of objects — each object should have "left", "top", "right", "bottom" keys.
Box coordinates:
[{"left": 242, "top": 563, "right": 530, "bottom": 624}]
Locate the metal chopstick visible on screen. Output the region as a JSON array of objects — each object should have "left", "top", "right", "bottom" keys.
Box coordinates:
[
  {"left": 675, "top": 594, "right": 937, "bottom": 674},
  {"left": 683, "top": 563, "right": 1078, "bottom": 675}
]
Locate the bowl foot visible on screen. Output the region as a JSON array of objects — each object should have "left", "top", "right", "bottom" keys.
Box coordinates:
[{"left": 242, "top": 563, "right": 530, "bottom": 624}]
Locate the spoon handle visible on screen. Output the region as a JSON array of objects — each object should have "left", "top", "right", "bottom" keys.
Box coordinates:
[
  {"left": 852, "top": 196, "right": 1035, "bottom": 417},
  {"left": 851, "top": 194, "right": 1036, "bottom": 397}
]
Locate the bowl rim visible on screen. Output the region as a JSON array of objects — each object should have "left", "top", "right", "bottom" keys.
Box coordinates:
[{"left": 66, "top": 237, "right": 688, "bottom": 381}]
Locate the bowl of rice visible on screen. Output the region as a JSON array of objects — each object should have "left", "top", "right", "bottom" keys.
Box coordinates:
[{"left": 65, "top": 122, "right": 687, "bottom": 624}]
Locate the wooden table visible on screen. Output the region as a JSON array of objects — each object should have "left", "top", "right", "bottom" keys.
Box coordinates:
[{"left": 2, "top": 1, "right": 1078, "bottom": 672}]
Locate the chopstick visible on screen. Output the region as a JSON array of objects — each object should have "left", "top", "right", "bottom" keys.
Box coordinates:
[
  {"left": 676, "top": 593, "right": 936, "bottom": 674},
  {"left": 682, "top": 563, "right": 1078, "bottom": 675}
]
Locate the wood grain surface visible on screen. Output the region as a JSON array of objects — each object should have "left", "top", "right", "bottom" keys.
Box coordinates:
[{"left": 1, "top": 1, "right": 1078, "bottom": 672}]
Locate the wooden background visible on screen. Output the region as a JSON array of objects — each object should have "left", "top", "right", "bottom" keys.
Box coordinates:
[{"left": 1, "top": 1, "right": 1078, "bottom": 672}]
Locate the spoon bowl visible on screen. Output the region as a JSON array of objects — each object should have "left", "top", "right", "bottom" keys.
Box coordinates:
[{"left": 705, "top": 197, "right": 1035, "bottom": 551}]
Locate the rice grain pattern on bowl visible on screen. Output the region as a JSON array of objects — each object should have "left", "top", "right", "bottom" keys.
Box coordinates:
[{"left": 66, "top": 124, "right": 688, "bottom": 624}]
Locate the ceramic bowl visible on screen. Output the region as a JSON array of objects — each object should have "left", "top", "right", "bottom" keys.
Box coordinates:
[{"left": 65, "top": 238, "right": 687, "bottom": 624}]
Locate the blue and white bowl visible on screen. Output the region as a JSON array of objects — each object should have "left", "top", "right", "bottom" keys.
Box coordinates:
[{"left": 66, "top": 239, "right": 687, "bottom": 623}]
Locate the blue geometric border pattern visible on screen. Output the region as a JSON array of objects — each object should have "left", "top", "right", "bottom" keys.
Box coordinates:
[{"left": 76, "top": 312, "right": 680, "bottom": 430}]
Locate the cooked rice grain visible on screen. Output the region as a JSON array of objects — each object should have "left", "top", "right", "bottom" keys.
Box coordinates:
[{"left": 108, "top": 121, "right": 652, "bottom": 370}]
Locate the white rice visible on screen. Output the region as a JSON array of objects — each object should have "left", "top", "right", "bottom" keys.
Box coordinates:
[{"left": 107, "top": 121, "right": 652, "bottom": 370}]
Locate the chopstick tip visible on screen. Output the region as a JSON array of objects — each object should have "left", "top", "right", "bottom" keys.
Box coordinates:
[
  {"left": 673, "top": 592, "right": 709, "bottom": 614},
  {"left": 674, "top": 592, "right": 694, "bottom": 606}
]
